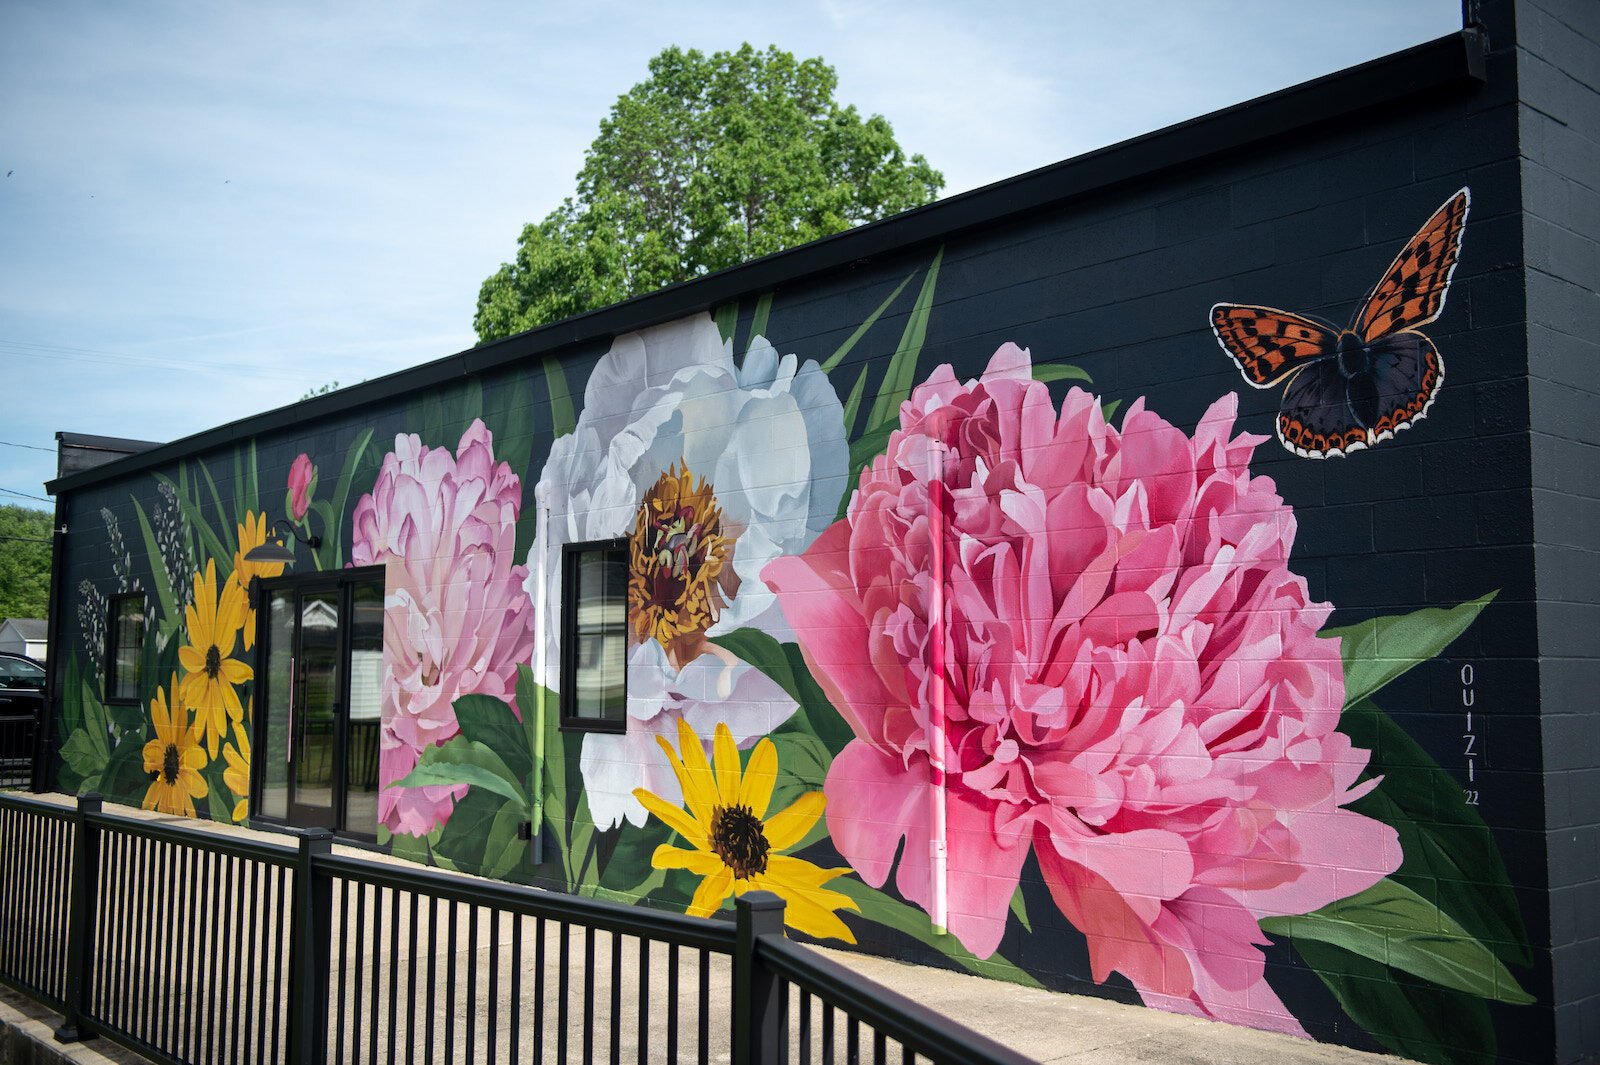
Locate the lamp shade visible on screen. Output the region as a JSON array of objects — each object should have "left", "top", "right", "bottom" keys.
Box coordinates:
[{"left": 244, "top": 540, "right": 298, "bottom": 564}]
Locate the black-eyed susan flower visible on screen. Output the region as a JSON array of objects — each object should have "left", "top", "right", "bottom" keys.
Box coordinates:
[
  {"left": 142, "top": 675, "right": 208, "bottom": 817},
  {"left": 178, "top": 557, "right": 252, "bottom": 756},
  {"left": 221, "top": 705, "right": 251, "bottom": 823},
  {"left": 229, "top": 512, "right": 284, "bottom": 650},
  {"left": 634, "top": 720, "right": 858, "bottom": 943}
]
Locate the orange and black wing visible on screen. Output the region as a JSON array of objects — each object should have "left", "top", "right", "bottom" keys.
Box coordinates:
[
  {"left": 1354, "top": 187, "right": 1470, "bottom": 342},
  {"left": 1210, "top": 304, "right": 1338, "bottom": 387}
]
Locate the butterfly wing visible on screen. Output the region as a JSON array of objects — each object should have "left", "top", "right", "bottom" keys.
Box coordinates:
[
  {"left": 1278, "top": 362, "right": 1368, "bottom": 458},
  {"left": 1210, "top": 304, "right": 1338, "bottom": 386},
  {"left": 1354, "top": 187, "right": 1470, "bottom": 342},
  {"left": 1365, "top": 331, "right": 1445, "bottom": 445}
]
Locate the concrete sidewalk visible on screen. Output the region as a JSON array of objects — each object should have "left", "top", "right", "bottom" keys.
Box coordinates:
[{"left": 0, "top": 796, "right": 1406, "bottom": 1065}]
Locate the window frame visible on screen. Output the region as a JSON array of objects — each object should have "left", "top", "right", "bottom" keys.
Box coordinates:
[
  {"left": 104, "top": 592, "right": 147, "bottom": 704},
  {"left": 559, "top": 537, "right": 630, "bottom": 734}
]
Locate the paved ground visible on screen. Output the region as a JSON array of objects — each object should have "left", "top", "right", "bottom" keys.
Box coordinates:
[{"left": 0, "top": 795, "right": 1407, "bottom": 1064}]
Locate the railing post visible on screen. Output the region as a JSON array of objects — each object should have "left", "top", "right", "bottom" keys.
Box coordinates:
[
  {"left": 287, "top": 828, "right": 333, "bottom": 1065},
  {"left": 54, "top": 793, "right": 102, "bottom": 1044},
  {"left": 733, "top": 891, "right": 787, "bottom": 1065}
]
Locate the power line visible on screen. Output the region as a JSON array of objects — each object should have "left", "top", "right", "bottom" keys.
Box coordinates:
[
  {"left": 0, "top": 439, "right": 54, "bottom": 453},
  {"left": 0, "top": 487, "right": 53, "bottom": 503},
  {"left": 0, "top": 534, "right": 54, "bottom": 544}
]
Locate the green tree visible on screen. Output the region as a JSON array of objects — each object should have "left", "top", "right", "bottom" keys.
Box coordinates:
[
  {"left": 0, "top": 504, "right": 52, "bottom": 621},
  {"left": 475, "top": 44, "right": 944, "bottom": 341}
]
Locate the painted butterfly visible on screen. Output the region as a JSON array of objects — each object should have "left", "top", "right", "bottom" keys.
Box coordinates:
[{"left": 1211, "top": 187, "right": 1470, "bottom": 458}]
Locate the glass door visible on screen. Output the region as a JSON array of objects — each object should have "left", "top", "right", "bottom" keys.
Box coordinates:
[
  {"left": 257, "top": 584, "right": 340, "bottom": 829},
  {"left": 253, "top": 567, "right": 386, "bottom": 838}
]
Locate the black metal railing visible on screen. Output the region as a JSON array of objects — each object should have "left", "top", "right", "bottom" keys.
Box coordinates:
[
  {"left": 0, "top": 710, "right": 38, "bottom": 789},
  {"left": 0, "top": 791, "right": 1035, "bottom": 1065}
]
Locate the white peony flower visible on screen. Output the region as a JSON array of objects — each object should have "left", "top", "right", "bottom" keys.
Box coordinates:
[{"left": 526, "top": 312, "right": 849, "bottom": 828}]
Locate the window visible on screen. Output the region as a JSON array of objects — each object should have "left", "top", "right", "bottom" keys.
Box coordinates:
[
  {"left": 105, "top": 594, "right": 145, "bottom": 702},
  {"left": 560, "top": 539, "right": 628, "bottom": 731}
]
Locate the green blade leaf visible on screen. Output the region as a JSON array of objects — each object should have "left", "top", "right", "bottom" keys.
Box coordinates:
[
  {"left": 713, "top": 302, "right": 739, "bottom": 344},
  {"left": 130, "top": 495, "right": 180, "bottom": 638},
  {"left": 1031, "top": 362, "right": 1092, "bottom": 384},
  {"left": 1324, "top": 591, "right": 1497, "bottom": 708},
  {"left": 820, "top": 269, "right": 917, "bottom": 374},
  {"left": 197, "top": 459, "right": 236, "bottom": 559},
  {"left": 1260, "top": 877, "right": 1534, "bottom": 1004},
  {"left": 1341, "top": 697, "right": 1532, "bottom": 968},
  {"left": 484, "top": 800, "right": 530, "bottom": 879},
  {"left": 749, "top": 290, "right": 773, "bottom": 341},
  {"left": 832, "top": 879, "right": 1041, "bottom": 988},
  {"left": 543, "top": 359, "right": 577, "bottom": 439},
  {"left": 327, "top": 426, "right": 374, "bottom": 570},
  {"left": 839, "top": 364, "right": 870, "bottom": 441},
  {"left": 837, "top": 422, "right": 895, "bottom": 522},
  {"left": 865, "top": 247, "right": 943, "bottom": 433}
]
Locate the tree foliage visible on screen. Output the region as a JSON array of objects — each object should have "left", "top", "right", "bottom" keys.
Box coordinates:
[
  {"left": 475, "top": 44, "right": 944, "bottom": 341},
  {"left": 0, "top": 504, "right": 52, "bottom": 622}
]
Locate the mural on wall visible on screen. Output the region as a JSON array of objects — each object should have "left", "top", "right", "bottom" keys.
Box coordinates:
[
  {"left": 55, "top": 434, "right": 375, "bottom": 823},
  {"left": 53, "top": 187, "right": 1533, "bottom": 1064}
]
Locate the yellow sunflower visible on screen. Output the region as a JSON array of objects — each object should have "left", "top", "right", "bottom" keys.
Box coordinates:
[
  {"left": 142, "top": 675, "right": 208, "bottom": 817},
  {"left": 634, "top": 720, "right": 858, "bottom": 943},
  {"left": 230, "top": 512, "right": 285, "bottom": 650},
  {"left": 178, "top": 557, "right": 253, "bottom": 756},
  {"left": 221, "top": 704, "right": 251, "bottom": 823}
]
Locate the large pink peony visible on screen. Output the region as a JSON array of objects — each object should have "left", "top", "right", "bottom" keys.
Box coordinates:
[
  {"left": 764, "top": 345, "right": 1399, "bottom": 1035},
  {"left": 352, "top": 419, "right": 535, "bottom": 836}
]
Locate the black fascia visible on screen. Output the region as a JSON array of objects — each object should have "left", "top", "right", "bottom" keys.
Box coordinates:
[{"left": 46, "top": 28, "right": 1485, "bottom": 498}]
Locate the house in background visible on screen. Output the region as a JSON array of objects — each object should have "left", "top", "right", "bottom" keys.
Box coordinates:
[
  {"left": 0, "top": 619, "right": 47, "bottom": 662},
  {"left": 35, "top": 1, "right": 1600, "bottom": 1062}
]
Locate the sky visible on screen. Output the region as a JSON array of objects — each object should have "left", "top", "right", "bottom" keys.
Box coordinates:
[{"left": 0, "top": 0, "right": 1464, "bottom": 511}]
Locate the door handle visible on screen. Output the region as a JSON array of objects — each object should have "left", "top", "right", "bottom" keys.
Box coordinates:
[{"left": 286, "top": 654, "right": 295, "bottom": 763}]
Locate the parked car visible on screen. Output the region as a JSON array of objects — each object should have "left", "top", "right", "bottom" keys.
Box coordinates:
[{"left": 0, "top": 650, "right": 44, "bottom": 788}]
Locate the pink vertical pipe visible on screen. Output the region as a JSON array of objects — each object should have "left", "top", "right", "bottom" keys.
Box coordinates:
[{"left": 927, "top": 439, "right": 949, "bottom": 935}]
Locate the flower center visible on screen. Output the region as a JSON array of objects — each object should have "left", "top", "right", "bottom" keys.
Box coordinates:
[
  {"left": 709, "top": 803, "right": 769, "bottom": 880},
  {"left": 628, "top": 464, "right": 734, "bottom": 662},
  {"left": 161, "top": 742, "right": 181, "bottom": 785},
  {"left": 204, "top": 645, "right": 223, "bottom": 680}
]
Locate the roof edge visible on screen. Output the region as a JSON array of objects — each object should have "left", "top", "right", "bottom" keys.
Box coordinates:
[{"left": 50, "top": 27, "right": 1485, "bottom": 498}]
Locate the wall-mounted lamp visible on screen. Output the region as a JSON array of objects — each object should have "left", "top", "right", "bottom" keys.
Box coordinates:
[{"left": 244, "top": 519, "right": 322, "bottom": 565}]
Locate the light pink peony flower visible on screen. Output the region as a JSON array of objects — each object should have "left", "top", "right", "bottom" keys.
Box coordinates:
[
  {"left": 764, "top": 344, "right": 1399, "bottom": 1036},
  {"left": 352, "top": 419, "right": 535, "bottom": 836},
  {"left": 288, "top": 453, "right": 318, "bottom": 521}
]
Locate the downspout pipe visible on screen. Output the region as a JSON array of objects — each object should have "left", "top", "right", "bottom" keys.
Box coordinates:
[
  {"left": 927, "top": 440, "right": 949, "bottom": 936},
  {"left": 530, "top": 482, "right": 550, "bottom": 867}
]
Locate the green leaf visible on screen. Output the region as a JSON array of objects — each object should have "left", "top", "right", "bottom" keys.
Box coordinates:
[
  {"left": 430, "top": 786, "right": 507, "bottom": 871},
  {"left": 1293, "top": 938, "right": 1497, "bottom": 1065},
  {"left": 1259, "top": 878, "right": 1533, "bottom": 1004},
  {"left": 820, "top": 270, "right": 916, "bottom": 374},
  {"left": 1101, "top": 398, "right": 1122, "bottom": 423},
  {"left": 1341, "top": 697, "right": 1531, "bottom": 968},
  {"left": 1324, "top": 592, "right": 1497, "bottom": 709},
  {"left": 709, "top": 628, "right": 854, "bottom": 753},
  {"left": 713, "top": 302, "right": 739, "bottom": 345},
  {"left": 543, "top": 360, "right": 577, "bottom": 439},
  {"left": 197, "top": 460, "right": 236, "bottom": 559},
  {"left": 130, "top": 496, "right": 181, "bottom": 640},
  {"left": 327, "top": 427, "right": 375, "bottom": 570},
  {"left": 865, "top": 247, "right": 943, "bottom": 433},
  {"left": 839, "top": 364, "right": 870, "bottom": 439},
  {"left": 1031, "top": 362, "right": 1092, "bottom": 384},
  {"left": 749, "top": 290, "right": 773, "bottom": 341},
  {"left": 61, "top": 729, "right": 110, "bottom": 780},
  {"left": 451, "top": 694, "right": 533, "bottom": 784},
  {"left": 1009, "top": 886, "right": 1031, "bottom": 934},
  {"left": 242, "top": 440, "right": 259, "bottom": 523},
  {"left": 832, "top": 879, "right": 1041, "bottom": 988},
  {"left": 484, "top": 800, "right": 529, "bottom": 879},
  {"left": 206, "top": 782, "right": 234, "bottom": 824},
  {"left": 599, "top": 816, "right": 673, "bottom": 897},
  {"left": 394, "top": 738, "right": 529, "bottom": 809},
  {"left": 102, "top": 734, "right": 152, "bottom": 806}
]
